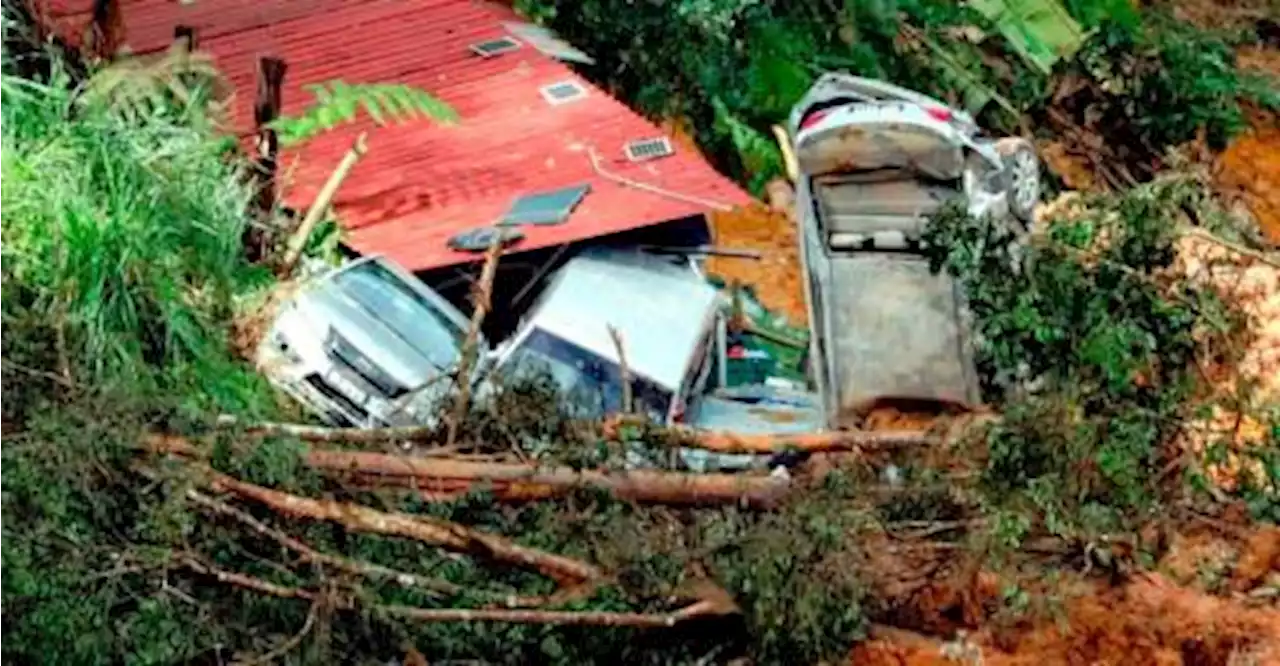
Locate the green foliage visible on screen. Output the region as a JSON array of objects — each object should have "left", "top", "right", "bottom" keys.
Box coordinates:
[
  {"left": 270, "top": 81, "right": 458, "bottom": 146},
  {"left": 519, "top": 0, "right": 1271, "bottom": 191},
  {"left": 1, "top": 65, "right": 274, "bottom": 408},
  {"left": 1065, "top": 16, "right": 1278, "bottom": 154},
  {"left": 923, "top": 180, "right": 1241, "bottom": 537}
]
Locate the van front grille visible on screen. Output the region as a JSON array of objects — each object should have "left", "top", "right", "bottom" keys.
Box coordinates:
[{"left": 304, "top": 373, "right": 369, "bottom": 424}]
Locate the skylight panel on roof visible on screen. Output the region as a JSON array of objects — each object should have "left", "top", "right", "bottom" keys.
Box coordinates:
[
  {"left": 470, "top": 36, "right": 521, "bottom": 58},
  {"left": 501, "top": 21, "right": 596, "bottom": 65},
  {"left": 540, "top": 80, "right": 587, "bottom": 105},
  {"left": 501, "top": 184, "right": 591, "bottom": 226},
  {"left": 625, "top": 137, "right": 675, "bottom": 162}
]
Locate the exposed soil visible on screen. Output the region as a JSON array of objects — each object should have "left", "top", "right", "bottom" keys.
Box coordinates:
[
  {"left": 704, "top": 199, "right": 809, "bottom": 326},
  {"left": 854, "top": 575, "right": 1280, "bottom": 665},
  {"left": 1216, "top": 108, "right": 1280, "bottom": 244},
  {"left": 852, "top": 526, "right": 1280, "bottom": 666},
  {"left": 662, "top": 120, "right": 810, "bottom": 325}
]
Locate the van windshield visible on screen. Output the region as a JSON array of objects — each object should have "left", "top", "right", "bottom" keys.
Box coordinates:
[
  {"left": 333, "top": 260, "right": 466, "bottom": 368},
  {"left": 503, "top": 327, "right": 672, "bottom": 421}
]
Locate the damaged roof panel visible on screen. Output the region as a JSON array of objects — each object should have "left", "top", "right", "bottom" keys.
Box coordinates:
[{"left": 48, "top": 0, "right": 754, "bottom": 270}]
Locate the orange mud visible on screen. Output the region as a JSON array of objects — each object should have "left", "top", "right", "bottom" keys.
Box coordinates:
[
  {"left": 1216, "top": 108, "right": 1280, "bottom": 244},
  {"left": 852, "top": 573, "right": 1280, "bottom": 666},
  {"left": 1217, "top": 34, "right": 1280, "bottom": 244},
  {"left": 704, "top": 201, "right": 809, "bottom": 325},
  {"left": 661, "top": 119, "right": 809, "bottom": 325}
]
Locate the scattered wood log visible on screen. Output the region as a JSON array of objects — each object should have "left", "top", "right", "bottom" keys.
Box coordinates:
[
  {"left": 203, "top": 470, "right": 603, "bottom": 585},
  {"left": 179, "top": 554, "right": 732, "bottom": 628},
  {"left": 153, "top": 434, "right": 791, "bottom": 508},
  {"left": 604, "top": 417, "right": 934, "bottom": 454}
]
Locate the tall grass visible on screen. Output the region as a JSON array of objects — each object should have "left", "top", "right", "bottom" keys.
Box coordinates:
[{"left": 1, "top": 61, "right": 273, "bottom": 409}]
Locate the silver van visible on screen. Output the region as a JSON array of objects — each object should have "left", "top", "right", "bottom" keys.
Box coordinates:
[{"left": 257, "top": 256, "right": 477, "bottom": 428}]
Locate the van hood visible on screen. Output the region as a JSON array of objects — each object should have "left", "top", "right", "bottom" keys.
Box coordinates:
[{"left": 291, "top": 286, "right": 463, "bottom": 387}]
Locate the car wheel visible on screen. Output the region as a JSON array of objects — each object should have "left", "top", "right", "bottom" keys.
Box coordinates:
[{"left": 996, "top": 138, "right": 1040, "bottom": 225}]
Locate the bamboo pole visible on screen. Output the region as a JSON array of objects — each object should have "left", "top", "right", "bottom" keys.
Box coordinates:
[
  {"left": 607, "top": 324, "right": 633, "bottom": 414},
  {"left": 771, "top": 125, "right": 798, "bottom": 182},
  {"left": 279, "top": 132, "right": 369, "bottom": 277}
]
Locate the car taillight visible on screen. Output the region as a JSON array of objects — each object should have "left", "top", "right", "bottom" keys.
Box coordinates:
[
  {"left": 799, "top": 108, "right": 833, "bottom": 130},
  {"left": 925, "top": 106, "right": 953, "bottom": 122}
]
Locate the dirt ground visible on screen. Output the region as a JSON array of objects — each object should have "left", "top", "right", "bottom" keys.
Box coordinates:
[
  {"left": 704, "top": 202, "right": 809, "bottom": 326},
  {"left": 851, "top": 522, "right": 1280, "bottom": 666},
  {"left": 661, "top": 120, "right": 810, "bottom": 325},
  {"left": 1216, "top": 106, "right": 1280, "bottom": 244}
]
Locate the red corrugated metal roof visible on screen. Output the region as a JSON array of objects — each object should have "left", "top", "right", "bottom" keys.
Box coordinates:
[{"left": 49, "top": 0, "right": 754, "bottom": 270}]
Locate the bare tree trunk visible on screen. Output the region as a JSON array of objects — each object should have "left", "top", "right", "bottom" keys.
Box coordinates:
[
  {"left": 154, "top": 435, "right": 791, "bottom": 509},
  {"left": 86, "top": 0, "right": 124, "bottom": 61},
  {"left": 279, "top": 133, "right": 368, "bottom": 277},
  {"left": 303, "top": 450, "right": 791, "bottom": 508},
  {"left": 604, "top": 417, "right": 934, "bottom": 454},
  {"left": 445, "top": 236, "right": 504, "bottom": 445},
  {"left": 247, "top": 56, "right": 287, "bottom": 263},
  {"left": 173, "top": 25, "right": 196, "bottom": 52}
]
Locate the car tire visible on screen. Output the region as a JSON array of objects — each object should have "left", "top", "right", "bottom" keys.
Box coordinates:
[{"left": 996, "top": 138, "right": 1040, "bottom": 226}]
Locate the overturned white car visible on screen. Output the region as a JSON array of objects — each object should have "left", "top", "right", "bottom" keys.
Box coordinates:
[{"left": 788, "top": 73, "right": 1040, "bottom": 427}]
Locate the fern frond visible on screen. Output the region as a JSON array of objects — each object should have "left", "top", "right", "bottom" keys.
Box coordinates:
[{"left": 271, "top": 81, "right": 458, "bottom": 146}]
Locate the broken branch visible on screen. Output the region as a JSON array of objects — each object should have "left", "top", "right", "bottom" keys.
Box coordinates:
[
  {"left": 378, "top": 598, "right": 727, "bottom": 627},
  {"left": 180, "top": 553, "right": 315, "bottom": 600},
  {"left": 279, "top": 132, "right": 368, "bottom": 277},
  {"left": 202, "top": 470, "right": 603, "bottom": 585},
  {"left": 186, "top": 489, "right": 462, "bottom": 598}
]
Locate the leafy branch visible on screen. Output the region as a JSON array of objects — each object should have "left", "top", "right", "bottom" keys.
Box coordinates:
[{"left": 270, "top": 80, "right": 458, "bottom": 146}]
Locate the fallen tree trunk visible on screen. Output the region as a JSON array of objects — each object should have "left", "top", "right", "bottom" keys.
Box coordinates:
[
  {"left": 604, "top": 417, "right": 934, "bottom": 454},
  {"left": 203, "top": 470, "right": 603, "bottom": 584},
  {"left": 305, "top": 449, "right": 789, "bottom": 508},
  {"left": 153, "top": 434, "right": 790, "bottom": 508},
  {"left": 214, "top": 415, "right": 935, "bottom": 455}
]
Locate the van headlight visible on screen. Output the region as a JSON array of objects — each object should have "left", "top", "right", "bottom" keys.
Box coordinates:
[{"left": 269, "top": 331, "right": 304, "bottom": 365}]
